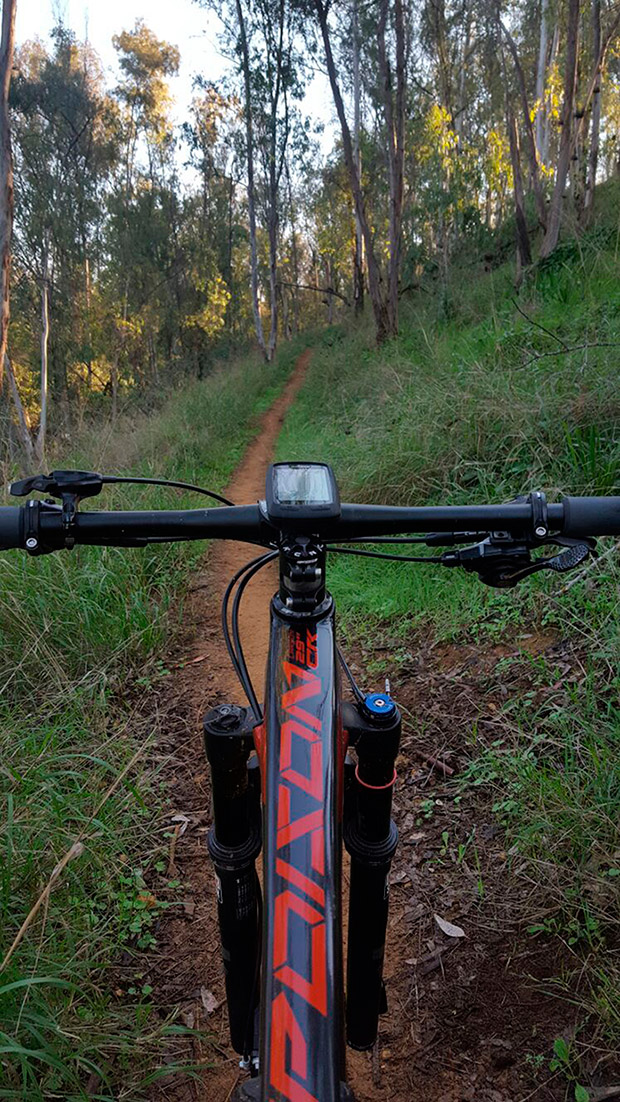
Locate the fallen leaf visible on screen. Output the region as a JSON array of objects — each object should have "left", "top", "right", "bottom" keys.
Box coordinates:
[
  {"left": 170, "top": 813, "right": 190, "bottom": 836},
  {"left": 390, "top": 868, "right": 408, "bottom": 884},
  {"left": 434, "top": 913, "right": 466, "bottom": 938},
  {"left": 183, "top": 899, "right": 196, "bottom": 919},
  {"left": 200, "top": 986, "right": 219, "bottom": 1014}
]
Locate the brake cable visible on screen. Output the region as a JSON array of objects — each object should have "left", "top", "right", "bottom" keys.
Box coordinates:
[
  {"left": 9, "top": 469, "right": 236, "bottom": 508},
  {"left": 221, "top": 551, "right": 278, "bottom": 722},
  {"left": 102, "top": 475, "right": 236, "bottom": 507},
  {"left": 327, "top": 545, "right": 442, "bottom": 564},
  {"left": 337, "top": 646, "right": 365, "bottom": 704}
]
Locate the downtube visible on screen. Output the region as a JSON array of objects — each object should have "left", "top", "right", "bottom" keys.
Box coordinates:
[{"left": 257, "top": 598, "right": 346, "bottom": 1102}]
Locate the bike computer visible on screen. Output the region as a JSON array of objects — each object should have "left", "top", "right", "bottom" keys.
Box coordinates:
[{"left": 265, "top": 462, "right": 341, "bottom": 524}]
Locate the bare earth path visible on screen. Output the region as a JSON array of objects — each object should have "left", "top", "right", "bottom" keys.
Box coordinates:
[
  {"left": 149, "top": 349, "right": 311, "bottom": 1101},
  {"left": 148, "top": 346, "right": 572, "bottom": 1102}
]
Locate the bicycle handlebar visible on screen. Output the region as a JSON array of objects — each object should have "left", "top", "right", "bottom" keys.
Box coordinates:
[{"left": 1, "top": 494, "right": 620, "bottom": 554}]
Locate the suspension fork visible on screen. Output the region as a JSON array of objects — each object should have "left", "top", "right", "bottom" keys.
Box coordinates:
[
  {"left": 204, "top": 704, "right": 262, "bottom": 1057},
  {"left": 342, "top": 695, "right": 401, "bottom": 1050}
]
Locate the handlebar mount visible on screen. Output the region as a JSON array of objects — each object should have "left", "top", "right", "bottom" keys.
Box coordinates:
[{"left": 10, "top": 469, "right": 106, "bottom": 552}]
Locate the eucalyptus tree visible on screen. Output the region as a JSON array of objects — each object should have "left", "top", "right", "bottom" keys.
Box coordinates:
[
  {"left": 198, "top": 0, "right": 306, "bottom": 361},
  {"left": 107, "top": 21, "right": 181, "bottom": 406},
  {"left": 10, "top": 26, "right": 119, "bottom": 450},
  {"left": 309, "top": 0, "right": 409, "bottom": 343},
  {"left": 0, "top": 0, "right": 16, "bottom": 393}
]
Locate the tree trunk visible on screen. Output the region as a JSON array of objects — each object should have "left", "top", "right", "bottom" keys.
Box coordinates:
[
  {"left": 351, "top": 0, "right": 364, "bottom": 314},
  {"left": 285, "top": 159, "right": 300, "bottom": 335},
  {"left": 540, "top": 0, "right": 580, "bottom": 259},
  {"left": 535, "top": 0, "right": 549, "bottom": 161},
  {"left": 5, "top": 355, "right": 34, "bottom": 467},
  {"left": 314, "top": 0, "right": 390, "bottom": 344},
  {"left": 543, "top": 19, "right": 560, "bottom": 165},
  {"left": 574, "top": 8, "right": 620, "bottom": 152},
  {"left": 584, "top": 0, "right": 601, "bottom": 214},
  {"left": 0, "top": 0, "right": 16, "bottom": 390},
  {"left": 325, "top": 258, "right": 334, "bottom": 324},
  {"left": 35, "top": 246, "right": 50, "bottom": 464},
  {"left": 501, "top": 20, "right": 547, "bottom": 231},
  {"left": 377, "top": 0, "right": 406, "bottom": 336},
  {"left": 455, "top": 0, "right": 472, "bottom": 146},
  {"left": 499, "top": 38, "right": 531, "bottom": 278},
  {"left": 235, "top": 0, "right": 267, "bottom": 358},
  {"left": 266, "top": 199, "right": 278, "bottom": 361},
  {"left": 508, "top": 109, "right": 532, "bottom": 276}
]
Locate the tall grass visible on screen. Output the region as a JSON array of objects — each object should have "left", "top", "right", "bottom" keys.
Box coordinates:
[{"left": 0, "top": 340, "right": 303, "bottom": 1100}]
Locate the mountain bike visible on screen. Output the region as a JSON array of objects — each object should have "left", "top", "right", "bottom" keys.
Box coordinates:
[{"left": 2, "top": 463, "right": 618, "bottom": 1102}]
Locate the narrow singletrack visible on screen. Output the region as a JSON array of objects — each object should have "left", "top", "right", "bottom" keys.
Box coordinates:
[
  {"left": 148, "top": 349, "right": 311, "bottom": 1101},
  {"left": 148, "top": 345, "right": 571, "bottom": 1102}
]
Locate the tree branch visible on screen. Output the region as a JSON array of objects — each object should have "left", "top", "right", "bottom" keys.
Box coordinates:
[{"left": 278, "top": 278, "right": 350, "bottom": 305}]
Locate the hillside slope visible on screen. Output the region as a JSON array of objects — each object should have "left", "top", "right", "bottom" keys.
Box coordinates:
[{"left": 277, "top": 190, "right": 620, "bottom": 1096}]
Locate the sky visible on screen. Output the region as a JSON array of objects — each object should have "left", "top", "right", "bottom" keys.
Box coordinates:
[{"left": 15, "top": 0, "right": 336, "bottom": 149}]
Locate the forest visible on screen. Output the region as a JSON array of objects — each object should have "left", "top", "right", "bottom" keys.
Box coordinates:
[
  {"left": 0, "top": 0, "right": 619, "bottom": 467},
  {"left": 1, "top": 1, "right": 620, "bottom": 1101}
]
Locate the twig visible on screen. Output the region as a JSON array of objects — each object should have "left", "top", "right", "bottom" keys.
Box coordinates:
[
  {"left": 511, "top": 297, "right": 569, "bottom": 349},
  {"left": 411, "top": 747, "right": 455, "bottom": 776},
  {"left": 221, "top": 1073, "right": 240, "bottom": 1102},
  {"left": 0, "top": 730, "right": 154, "bottom": 973},
  {"left": 277, "top": 279, "right": 351, "bottom": 305},
  {"left": 0, "top": 843, "right": 85, "bottom": 973},
  {"left": 371, "top": 1039, "right": 382, "bottom": 1088},
  {"left": 172, "top": 653, "right": 209, "bottom": 670},
  {"left": 589, "top": 1088, "right": 620, "bottom": 1102},
  {"left": 168, "top": 823, "right": 182, "bottom": 877},
  {"left": 423, "top": 754, "right": 454, "bottom": 777},
  {"left": 525, "top": 341, "right": 620, "bottom": 366}
]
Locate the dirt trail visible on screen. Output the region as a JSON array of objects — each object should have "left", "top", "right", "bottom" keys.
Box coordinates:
[
  {"left": 195, "top": 346, "right": 311, "bottom": 702},
  {"left": 148, "top": 349, "right": 311, "bottom": 1101},
  {"left": 148, "top": 346, "right": 572, "bottom": 1102}
]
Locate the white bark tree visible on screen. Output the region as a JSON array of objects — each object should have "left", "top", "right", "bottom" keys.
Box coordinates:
[{"left": 0, "top": 0, "right": 16, "bottom": 390}]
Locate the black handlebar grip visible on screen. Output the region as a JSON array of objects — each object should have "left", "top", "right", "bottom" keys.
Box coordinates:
[
  {"left": 0, "top": 506, "right": 24, "bottom": 550},
  {"left": 562, "top": 495, "right": 620, "bottom": 537}
]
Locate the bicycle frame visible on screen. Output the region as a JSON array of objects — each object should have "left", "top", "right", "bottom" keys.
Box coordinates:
[{"left": 257, "top": 596, "right": 347, "bottom": 1102}]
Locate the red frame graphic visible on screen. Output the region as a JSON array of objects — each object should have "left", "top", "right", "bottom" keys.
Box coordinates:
[{"left": 258, "top": 606, "right": 346, "bottom": 1102}]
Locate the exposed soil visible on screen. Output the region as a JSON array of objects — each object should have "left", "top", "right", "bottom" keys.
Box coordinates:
[{"left": 144, "top": 350, "right": 577, "bottom": 1102}]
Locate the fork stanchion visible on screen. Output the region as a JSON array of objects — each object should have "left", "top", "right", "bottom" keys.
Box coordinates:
[
  {"left": 342, "top": 695, "right": 400, "bottom": 1051},
  {"left": 204, "top": 704, "right": 261, "bottom": 1055}
]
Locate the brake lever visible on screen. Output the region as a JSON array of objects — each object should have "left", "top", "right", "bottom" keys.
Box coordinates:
[
  {"left": 10, "top": 471, "right": 104, "bottom": 551},
  {"left": 9, "top": 470, "right": 104, "bottom": 499}
]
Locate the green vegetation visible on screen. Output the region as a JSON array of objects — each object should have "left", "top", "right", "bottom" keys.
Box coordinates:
[
  {"left": 277, "top": 186, "right": 620, "bottom": 1067},
  {"left": 0, "top": 341, "right": 301, "bottom": 1100}
]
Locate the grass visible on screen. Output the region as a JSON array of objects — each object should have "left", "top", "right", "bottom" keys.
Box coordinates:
[
  {"left": 0, "top": 338, "right": 305, "bottom": 1100},
  {"left": 276, "top": 184, "right": 620, "bottom": 1076}
]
